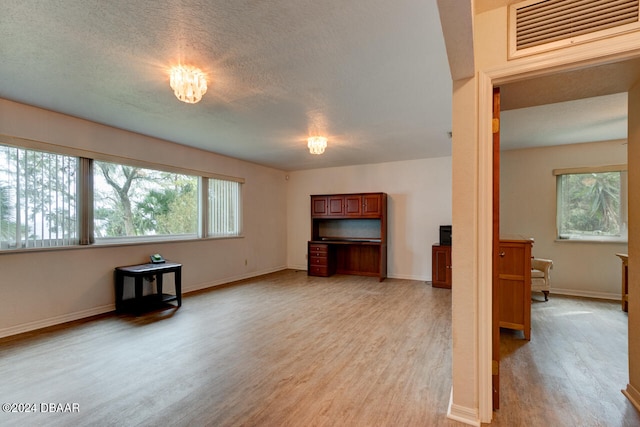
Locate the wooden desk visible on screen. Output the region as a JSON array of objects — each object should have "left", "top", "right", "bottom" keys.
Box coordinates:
[
  {"left": 115, "top": 262, "right": 182, "bottom": 314},
  {"left": 308, "top": 240, "right": 386, "bottom": 281},
  {"left": 616, "top": 253, "right": 628, "bottom": 312},
  {"left": 308, "top": 192, "right": 387, "bottom": 281}
]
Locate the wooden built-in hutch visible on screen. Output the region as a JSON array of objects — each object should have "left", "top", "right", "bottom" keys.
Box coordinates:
[{"left": 308, "top": 192, "right": 387, "bottom": 281}]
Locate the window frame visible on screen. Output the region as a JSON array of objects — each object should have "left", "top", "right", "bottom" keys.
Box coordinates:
[
  {"left": 554, "top": 164, "right": 628, "bottom": 243},
  {"left": 92, "top": 159, "right": 201, "bottom": 243},
  {"left": 0, "top": 136, "right": 245, "bottom": 252}
]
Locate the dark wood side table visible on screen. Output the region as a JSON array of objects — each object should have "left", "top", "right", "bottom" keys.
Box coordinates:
[
  {"left": 432, "top": 244, "right": 452, "bottom": 289},
  {"left": 115, "top": 261, "right": 182, "bottom": 314}
]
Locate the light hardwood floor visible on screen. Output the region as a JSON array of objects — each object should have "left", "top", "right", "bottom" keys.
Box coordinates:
[
  {"left": 495, "top": 294, "right": 640, "bottom": 427},
  {"left": 0, "top": 270, "right": 637, "bottom": 426}
]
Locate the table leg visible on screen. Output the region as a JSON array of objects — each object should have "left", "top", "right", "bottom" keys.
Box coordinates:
[
  {"left": 156, "top": 273, "right": 163, "bottom": 298},
  {"left": 175, "top": 268, "right": 182, "bottom": 307},
  {"left": 115, "top": 271, "right": 124, "bottom": 312},
  {"left": 134, "top": 276, "right": 143, "bottom": 313}
]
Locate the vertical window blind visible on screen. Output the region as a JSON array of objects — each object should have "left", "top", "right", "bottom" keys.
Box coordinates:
[
  {"left": 208, "top": 178, "right": 242, "bottom": 237},
  {"left": 0, "top": 145, "right": 78, "bottom": 249}
]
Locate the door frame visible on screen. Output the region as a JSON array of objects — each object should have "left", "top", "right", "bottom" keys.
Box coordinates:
[{"left": 477, "top": 42, "right": 640, "bottom": 421}]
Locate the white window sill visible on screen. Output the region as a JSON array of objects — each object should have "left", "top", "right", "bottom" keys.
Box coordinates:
[{"left": 555, "top": 237, "right": 628, "bottom": 244}]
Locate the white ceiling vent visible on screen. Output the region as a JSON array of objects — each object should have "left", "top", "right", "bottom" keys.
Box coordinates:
[{"left": 509, "top": 0, "right": 640, "bottom": 58}]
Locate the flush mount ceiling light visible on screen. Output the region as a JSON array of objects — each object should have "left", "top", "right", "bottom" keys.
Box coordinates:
[
  {"left": 169, "top": 65, "right": 207, "bottom": 104},
  {"left": 307, "top": 136, "right": 327, "bottom": 155}
]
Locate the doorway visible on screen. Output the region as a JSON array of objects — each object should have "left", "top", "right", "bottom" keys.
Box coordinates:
[{"left": 490, "top": 57, "right": 639, "bottom": 415}]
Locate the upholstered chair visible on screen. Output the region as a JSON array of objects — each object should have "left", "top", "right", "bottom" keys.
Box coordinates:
[{"left": 531, "top": 258, "right": 553, "bottom": 301}]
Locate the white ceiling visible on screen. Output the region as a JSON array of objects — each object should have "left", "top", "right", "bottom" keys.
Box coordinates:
[
  {"left": 0, "top": 1, "right": 632, "bottom": 171},
  {"left": 501, "top": 92, "right": 628, "bottom": 150}
]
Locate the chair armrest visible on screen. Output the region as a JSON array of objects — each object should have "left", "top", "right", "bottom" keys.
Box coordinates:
[{"left": 532, "top": 258, "right": 553, "bottom": 274}]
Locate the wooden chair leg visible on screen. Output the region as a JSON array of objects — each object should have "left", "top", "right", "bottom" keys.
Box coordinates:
[{"left": 543, "top": 291, "right": 549, "bottom": 301}]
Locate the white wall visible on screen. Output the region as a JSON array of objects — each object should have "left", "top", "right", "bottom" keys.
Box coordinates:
[
  {"left": 501, "top": 140, "right": 628, "bottom": 299},
  {"left": 0, "top": 99, "right": 288, "bottom": 338},
  {"left": 286, "top": 157, "right": 452, "bottom": 281}
]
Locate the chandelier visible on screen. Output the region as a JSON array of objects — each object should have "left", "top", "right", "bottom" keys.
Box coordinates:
[
  {"left": 169, "top": 65, "right": 207, "bottom": 104},
  {"left": 307, "top": 136, "right": 327, "bottom": 155}
]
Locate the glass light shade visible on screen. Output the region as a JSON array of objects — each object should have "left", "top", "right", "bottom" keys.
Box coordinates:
[
  {"left": 307, "top": 136, "right": 327, "bottom": 155},
  {"left": 169, "top": 66, "right": 207, "bottom": 104}
]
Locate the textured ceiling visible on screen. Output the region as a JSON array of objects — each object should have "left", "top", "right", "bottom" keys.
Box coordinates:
[
  {"left": 500, "top": 57, "right": 640, "bottom": 151},
  {"left": 0, "top": 1, "right": 632, "bottom": 171},
  {"left": 0, "top": 0, "right": 453, "bottom": 171}
]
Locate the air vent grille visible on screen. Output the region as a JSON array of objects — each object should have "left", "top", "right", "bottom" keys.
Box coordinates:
[{"left": 510, "top": 0, "right": 639, "bottom": 56}]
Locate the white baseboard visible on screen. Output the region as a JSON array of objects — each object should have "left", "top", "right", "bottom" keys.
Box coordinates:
[
  {"left": 549, "top": 287, "right": 621, "bottom": 301},
  {"left": 288, "top": 263, "right": 308, "bottom": 271},
  {"left": 387, "top": 273, "right": 429, "bottom": 281},
  {"left": 0, "top": 266, "right": 290, "bottom": 340},
  {"left": 291, "top": 265, "right": 429, "bottom": 282},
  {"left": 183, "top": 265, "right": 288, "bottom": 293},
  {"left": 447, "top": 388, "right": 480, "bottom": 426},
  {"left": 0, "top": 304, "right": 114, "bottom": 339},
  {"left": 623, "top": 383, "right": 640, "bottom": 413}
]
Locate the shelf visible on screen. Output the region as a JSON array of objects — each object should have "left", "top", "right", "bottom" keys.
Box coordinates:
[
  {"left": 119, "top": 293, "right": 179, "bottom": 314},
  {"left": 313, "top": 238, "right": 382, "bottom": 244}
]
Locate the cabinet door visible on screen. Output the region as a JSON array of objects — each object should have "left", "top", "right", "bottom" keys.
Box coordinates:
[
  {"left": 311, "top": 196, "right": 328, "bottom": 216},
  {"left": 432, "top": 245, "right": 452, "bottom": 288},
  {"left": 344, "top": 195, "right": 362, "bottom": 216},
  {"left": 362, "top": 194, "right": 382, "bottom": 216},
  {"left": 498, "top": 240, "right": 531, "bottom": 340},
  {"left": 328, "top": 196, "right": 345, "bottom": 216}
]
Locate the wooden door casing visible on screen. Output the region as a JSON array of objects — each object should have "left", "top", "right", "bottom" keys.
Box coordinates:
[{"left": 492, "top": 86, "right": 501, "bottom": 410}]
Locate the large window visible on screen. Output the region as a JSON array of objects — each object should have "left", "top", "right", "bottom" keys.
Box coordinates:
[
  {"left": 94, "top": 161, "right": 198, "bottom": 240},
  {"left": 0, "top": 145, "right": 78, "bottom": 249},
  {"left": 556, "top": 166, "right": 628, "bottom": 241},
  {"left": 0, "top": 141, "right": 243, "bottom": 251}
]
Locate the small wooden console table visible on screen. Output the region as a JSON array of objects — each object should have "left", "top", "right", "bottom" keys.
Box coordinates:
[{"left": 115, "top": 261, "right": 182, "bottom": 314}]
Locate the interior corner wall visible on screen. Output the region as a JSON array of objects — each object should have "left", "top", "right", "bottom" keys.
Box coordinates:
[
  {"left": 0, "top": 98, "right": 288, "bottom": 338},
  {"left": 449, "top": 75, "right": 481, "bottom": 423},
  {"left": 285, "top": 157, "right": 452, "bottom": 281},
  {"left": 501, "top": 140, "right": 628, "bottom": 299}
]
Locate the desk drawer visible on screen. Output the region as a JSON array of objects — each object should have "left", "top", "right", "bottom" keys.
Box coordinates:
[
  {"left": 309, "top": 265, "right": 329, "bottom": 277},
  {"left": 309, "top": 243, "right": 328, "bottom": 254},
  {"left": 310, "top": 256, "right": 328, "bottom": 266},
  {"left": 308, "top": 242, "right": 334, "bottom": 277}
]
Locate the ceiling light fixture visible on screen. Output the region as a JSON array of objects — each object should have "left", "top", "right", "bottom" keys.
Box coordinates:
[
  {"left": 169, "top": 65, "right": 207, "bottom": 104},
  {"left": 307, "top": 136, "right": 327, "bottom": 155}
]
